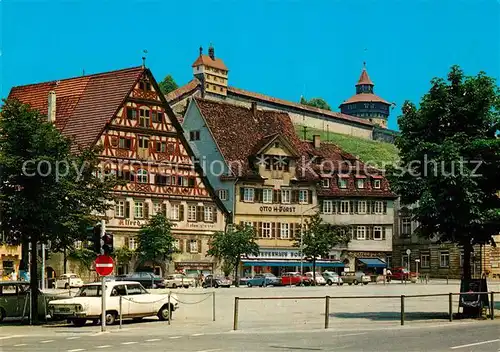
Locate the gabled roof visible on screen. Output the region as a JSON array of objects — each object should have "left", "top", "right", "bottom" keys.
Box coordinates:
[
  {"left": 191, "top": 55, "right": 228, "bottom": 71},
  {"left": 8, "top": 66, "right": 144, "bottom": 147},
  {"left": 357, "top": 68, "right": 374, "bottom": 86},
  {"left": 252, "top": 133, "right": 300, "bottom": 158}
]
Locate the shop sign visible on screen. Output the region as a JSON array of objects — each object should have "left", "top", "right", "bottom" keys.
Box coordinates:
[
  {"left": 187, "top": 222, "right": 216, "bottom": 229},
  {"left": 117, "top": 219, "right": 147, "bottom": 227},
  {"left": 248, "top": 249, "right": 301, "bottom": 259},
  {"left": 259, "top": 205, "right": 297, "bottom": 213},
  {"left": 175, "top": 262, "right": 214, "bottom": 270}
]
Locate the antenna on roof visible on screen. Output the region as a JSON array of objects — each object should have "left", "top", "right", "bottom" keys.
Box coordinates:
[
  {"left": 82, "top": 69, "right": 85, "bottom": 76},
  {"left": 142, "top": 49, "right": 148, "bottom": 68}
]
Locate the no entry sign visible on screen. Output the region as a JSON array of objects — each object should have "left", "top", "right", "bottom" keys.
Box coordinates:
[{"left": 95, "top": 255, "right": 114, "bottom": 276}]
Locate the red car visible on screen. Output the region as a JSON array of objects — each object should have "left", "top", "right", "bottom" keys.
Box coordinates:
[
  {"left": 280, "top": 272, "right": 311, "bottom": 286},
  {"left": 388, "top": 267, "right": 418, "bottom": 281}
]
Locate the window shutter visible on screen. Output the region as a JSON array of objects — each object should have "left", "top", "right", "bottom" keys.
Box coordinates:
[
  {"left": 213, "top": 207, "right": 217, "bottom": 223},
  {"left": 197, "top": 206, "right": 204, "bottom": 222},
  {"left": 382, "top": 227, "right": 386, "bottom": 240},
  {"left": 353, "top": 201, "right": 358, "bottom": 214},
  {"left": 257, "top": 222, "right": 262, "bottom": 237},
  {"left": 272, "top": 222, "right": 276, "bottom": 238},
  {"left": 240, "top": 187, "right": 245, "bottom": 201},
  {"left": 144, "top": 202, "right": 149, "bottom": 219},
  {"left": 291, "top": 190, "right": 299, "bottom": 203},
  {"left": 125, "top": 201, "right": 131, "bottom": 218},
  {"left": 179, "top": 204, "right": 185, "bottom": 221},
  {"left": 368, "top": 227, "right": 373, "bottom": 240},
  {"left": 308, "top": 190, "right": 313, "bottom": 204},
  {"left": 383, "top": 201, "right": 387, "bottom": 214},
  {"left": 161, "top": 203, "right": 167, "bottom": 217},
  {"left": 186, "top": 240, "right": 190, "bottom": 253},
  {"left": 255, "top": 188, "right": 262, "bottom": 203},
  {"left": 197, "top": 239, "right": 202, "bottom": 253},
  {"left": 239, "top": 221, "right": 244, "bottom": 226},
  {"left": 178, "top": 239, "right": 183, "bottom": 253},
  {"left": 349, "top": 201, "right": 354, "bottom": 214},
  {"left": 124, "top": 237, "right": 130, "bottom": 248}
]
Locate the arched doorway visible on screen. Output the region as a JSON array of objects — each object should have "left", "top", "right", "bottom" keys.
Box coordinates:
[{"left": 46, "top": 267, "right": 56, "bottom": 288}]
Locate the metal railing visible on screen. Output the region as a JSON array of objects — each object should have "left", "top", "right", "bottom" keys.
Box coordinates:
[{"left": 232, "top": 291, "right": 497, "bottom": 330}]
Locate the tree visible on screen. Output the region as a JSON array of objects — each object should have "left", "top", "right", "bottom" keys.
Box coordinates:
[
  {"left": 300, "top": 96, "right": 331, "bottom": 111},
  {"left": 387, "top": 66, "right": 500, "bottom": 281},
  {"left": 0, "top": 99, "right": 118, "bottom": 323},
  {"left": 136, "top": 213, "right": 175, "bottom": 274},
  {"left": 207, "top": 224, "right": 259, "bottom": 287},
  {"left": 294, "top": 213, "right": 350, "bottom": 284},
  {"left": 113, "top": 246, "right": 134, "bottom": 267},
  {"left": 67, "top": 248, "right": 97, "bottom": 276},
  {"left": 158, "top": 75, "right": 178, "bottom": 95}
]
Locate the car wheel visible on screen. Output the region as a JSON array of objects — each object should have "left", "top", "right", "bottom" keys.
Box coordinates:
[
  {"left": 202, "top": 283, "right": 207, "bottom": 288},
  {"left": 105, "top": 311, "right": 117, "bottom": 325},
  {"left": 172, "top": 283, "right": 177, "bottom": 289},
  {"left": 348, "top": 283, "right": 352, "bottom": 285},
  {"left": 363, "top": 282, "right": 369, "bottom": 285},
  {"left": 353, "top": 280, "right": 359, "bottom": 285},
  {"left": 247, "top": 282, "right": 252, "bottom": 287},
  {"left": 214, "top": 283, "right": 219, "bottom": 288},
  {"left": 64, "top": 283, "right": 70, "bottom": 289},
  {"left": 183, "top": 285, "right": 189, "bottom": 289},
  {"left": 91, "top": 319, "right": 100, "bottom": 325},
  {"left": 72, "top": 319, "right": 87, "bottom": 327},
  {"left": 158, "top": 304, "right": 173, "bottom": 321},
  {"left": 327, "top": 280, "right": 332, "bottom": 286}
]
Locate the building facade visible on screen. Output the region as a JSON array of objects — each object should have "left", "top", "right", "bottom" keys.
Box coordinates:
[
  {"left": 9, "top": 66, "right": 228, "bottom": 278},
  {"left": 0, "top": 244, "right": 21, "bottom": 280}
]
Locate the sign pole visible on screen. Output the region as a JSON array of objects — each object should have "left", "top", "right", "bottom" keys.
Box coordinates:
[{"left": 101, "top": 275, "right": 106, "bottom": 332}]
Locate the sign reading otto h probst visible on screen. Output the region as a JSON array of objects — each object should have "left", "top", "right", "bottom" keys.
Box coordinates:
[
  {"left": 259, "top": 205, "right": 297, "bottom": 213},
  {"left": 248, "top": 249, "right": 301, "bottom": 259}
]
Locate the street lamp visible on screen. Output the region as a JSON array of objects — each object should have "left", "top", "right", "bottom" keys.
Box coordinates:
[{"left": 300, "top": 204, "right": 319, "bottom": 275}]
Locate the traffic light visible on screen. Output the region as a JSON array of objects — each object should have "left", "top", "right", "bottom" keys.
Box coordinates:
[
  {"left": 86, "top": 224, "right": 102, "bottom": 253},
  {"left": 101, "top": 232, "right": 114, "bottom": 255}
]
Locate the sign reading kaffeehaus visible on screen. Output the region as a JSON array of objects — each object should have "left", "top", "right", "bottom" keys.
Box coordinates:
[{"left": 259, "top": 205, "right": 297, "bottom": 213}]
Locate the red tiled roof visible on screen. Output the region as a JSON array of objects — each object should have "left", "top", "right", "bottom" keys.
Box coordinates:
[
  {"left": 191, "top": 55, "right": 228, "bottom": 71},
  {"left": 357, "top": 69, "right": 374, "bottom": 86},
  {"left": 8, "top": 66, "right": 144, "bottom": 148},
  {"left": 166, "top": 78, "right": 201, "bottom": 103},
  {"left": 340, "top": 93, "right": 391, "bottom": 105}
]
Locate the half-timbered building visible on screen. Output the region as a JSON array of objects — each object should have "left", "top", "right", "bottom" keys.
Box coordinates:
[{"left": 8, "top": 66, "right": 228, "bottom": 278}]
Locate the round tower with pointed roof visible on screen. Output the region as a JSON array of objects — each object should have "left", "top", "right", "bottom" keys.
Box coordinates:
[{"left": 339, "top": 63, "right": 391, "bottom": 128}]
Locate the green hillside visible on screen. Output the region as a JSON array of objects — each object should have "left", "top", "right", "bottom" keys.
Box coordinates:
[{"left": 295, "top": 125, "right": 399, "bottom": 168}]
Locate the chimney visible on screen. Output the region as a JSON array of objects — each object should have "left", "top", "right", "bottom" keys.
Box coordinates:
[
  {"left": 208, "top": 44, "right": 215, "bottom": 60},
  {"left": 313, "top": 135, "right": 321, "bottom": 149},
  {"left": 251, "top": 102, "right": 258, "bottom": 117},
  {"left": 48, "top": 90, "right": 56, "bottom": 122}
]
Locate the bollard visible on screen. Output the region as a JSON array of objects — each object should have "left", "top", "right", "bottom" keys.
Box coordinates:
[
  {"left": 212, "top": 292, "right": 216, "bottom": 322},
  {"left": 400, "top": 295, "right": 405, "bottom": 326},
  {"left": 448, "top": 293, "right": 453, "bottom": 322},
  {"left": 490, "top": 292, "right": 494, "bottom": 320},
  {"left": 324, "top": 296, "right": 330, "bottom": 329},
  {"left": 233, "top": 297, "right": 239, "bottom": 330},
  {"left": 168, "top": 293, "right": 171, "bottom": 325},
  {"left": 446, "top": 276, "right": 449, "bottom": 285},
  {"left": 119, "top": 295, "right": 123, "bottom": 329}
]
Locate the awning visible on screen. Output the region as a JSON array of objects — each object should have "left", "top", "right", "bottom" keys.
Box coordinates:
[
  {"left": 357, "top": 258, "right": 387, "bottom": 268},
  {"left": 242, "top": 261, "right": 345, "bottom": 268}
]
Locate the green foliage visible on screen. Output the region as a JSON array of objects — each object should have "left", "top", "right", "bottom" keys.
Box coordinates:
[
  {"left": 221, "top": 260, "right": 234, "bottom": 277},
  {"left": 67, "top": 248, "right": 97, "bottom": 271},
  {"left": 158, "top": 74, "right": 178, "bottom": 95},
  {"left": 296, "top": 125, "right": 399, "bottom": 168},
  {"left": 113, "top": 246, "right": 134, "bottom": 265},
  {"left": 300, "top": 96, "right": 331, "bottom": 111},
  {"left": 387, "top": 66, "right": 500, "bottom": 280},
  {"left": 136, "top": 213, "right": 175, "bottom": 266},
  {"left": 207, "top": 224, "right": 259, "bottom": 284}
]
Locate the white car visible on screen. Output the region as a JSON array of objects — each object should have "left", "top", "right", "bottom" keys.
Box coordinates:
[
  {"left": 164, "top": 274, "right": 196, "bottom": 288},
  {"left": 322, "top": 271, "right": 343, "bottom": 286},
  {"left": 48, "top": 281, "right": 179, "bottom": 326},
  {"left": 55, "top": 273, "right": 84, "bottom": 289},
  {"left": 305, "top": 272, "right": 327, "bottom": 285}
]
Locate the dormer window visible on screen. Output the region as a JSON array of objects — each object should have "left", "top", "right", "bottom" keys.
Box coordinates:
[
  {"left": 373, "top": 179, "right": 381, "bottom": 189},
  {"left": 139, "top": 81, "right": 151, "bottom": 91},
  {"left": 356, "top": 179, "right": 365, "bottom": 189},
  {"left": 321, "top": 178, "right": 330, "bottom": 188},
  {"left": 338, "top": 178, "right": 348, "bottom": 189}
]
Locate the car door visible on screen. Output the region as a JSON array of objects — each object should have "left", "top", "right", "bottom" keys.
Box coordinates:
[
  {"left": 109, "top": 284, "right": 129, "bottom": 317},
  {"left": 0, "top": 284, "right": 22, "bottom": 318},
  {"left": 126, "top": 283, "right": 154, "bottom": 316}
]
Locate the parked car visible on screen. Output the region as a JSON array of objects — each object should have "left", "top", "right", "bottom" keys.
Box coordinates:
[
  {"left": 48, "top": 281, "right": 178, "bottom": 326},
  {"left": 305, "top": 272, "right": 327, "bottom": 285},
  {"left": 388, "top": 267, "right": 418, "bottom": 282},
  {"left": 280, "top": 272, "right": 311, "bottom": 286},
  {"left": 0, "top": 281, "right": 64, "bottom": 321},
  {"left": 246, "top": 273, "right": 280, "bottom": 287},
  {"left": 116, "top": 272, "right": 165, "bottom": 289},
  {"left": 202, "top": 275, "right": 232, "bottom": 288},
  {"left": 164, "top": 274, "right": 195, "bottom": 288},
  {"left": 54, "top": 273, "right": 84, "bottom": 289},
  {"left": 341, "top": 271, "right": 370, "bottom": 285},
  {"left": 322, "top": 271, "right": 343, "bottom": 286},
  {"left": 238, "top": 277, "right": 252, "bottom": 286}
]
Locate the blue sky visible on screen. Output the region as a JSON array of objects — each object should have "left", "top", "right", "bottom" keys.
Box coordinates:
[{"left": 1, "top": 0, "right": 498, "bottom": 130}]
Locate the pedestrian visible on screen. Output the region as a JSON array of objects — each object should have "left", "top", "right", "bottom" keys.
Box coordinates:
[{"left": 386, "top": 268, "right": 392, "bottom": 283}]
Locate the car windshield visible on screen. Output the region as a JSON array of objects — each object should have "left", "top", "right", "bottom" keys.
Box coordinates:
[{"left": 76, "top": 285, "right": 102, "bottom": 297}]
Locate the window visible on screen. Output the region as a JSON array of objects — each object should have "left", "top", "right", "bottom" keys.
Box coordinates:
[
  {"left": 373, "top": 180, "right": 381, "bottom": 189},
  {"left": 119, "top": 138, "right": 132, "bottom": 149},
  {"left": 139, "top": 108, "right": 150, "bottom": 127},
  {"left": 153, "top": 202, "right": 162, "bottom": 215},
  {"left": 243, "top": 188, "right": 254, "bottom": 202},
  {"left": 188, "top": 205, "right": 197, "bottom": 221},
  {"left": 137, "top": 169, "right": 148, "bottom": 184},
  {"left": 243, "top": 221, "right": 253, "bottom": 228},
  {"left": 281, "top": 189, "right": 291, "bottom": 204},
  {"left": 280, "top": 223, "right": 290, "bottom": 239},
  {"left": 401, "top": 254, "right": 409, "bottom": 268},
  {"left": 322, "top": 200, "right": 333, "bottom": 214},
  {"left": 189, "top": 240, "right": 198, "bottom": 253},
  {"left": 440, "top": 251, "right": 450, "bottom": 267},
  {"left": 357, "top": 200, "right": 367, "bottom": 214},
  {"left": 401, "top": 218, "right": 412, "bottom": 236},
  {"left": 299, "top": 190, "right": 308, "bottom": 204},
  {"left": 156, "top": 141, "right": 167, "bottom": 153},
  {"left": 386, "top": 255, "right": 392, "bottom": 269},
  {"left": 75, "top": 241, "right": 82, "bottom": 249},
  {"left": 170, "top": 204, "right": 180, "bottom": 221},
  {"left": 126, "top": 108, "right": 137, "bottom": 120},
  {"left": 173, "top": 239, "right": 180, "bottom": 250},
  {"left": 356, "top": 226, "right": 366, "bottom": 240},
  {"left": 217, "top": 189, "right": 228, "bottom": 201},
  {"left": 263, "top": 189, "right": 273, "bottom": 203},
  {"left": 115, "top": 201, "right": 125, "bottom": 217},
  {"left": 321, "top": 178, "right": 330, "bottom": 188},
  {"left": 189, "top": 130, "right": 200, "bottom": 141},
  {"left": 134, "top": 201, "right": 144, "bottom": 218},
  {"left": 152, "top": 110, "right": 163, "bottom": 123},
  {"left": 340, "top": 200, "right": 350, "bottom": 214},
  {"left": 421, "top": 253, "right": 430, "bottom": 268},
  {"left": 374, "top": 201, "right": 384, "bottom": 214},
  {"left": 138, "top": 136, "right": 149, "bottom": 149},
  {"left": 128, "top": 237, "right": 138, "bottom": 250},
  {"left": 373, "top": 226, "right": 382, "bottom": 240},
  {"left": 204, "top": 206, "right": 214, "bottom": 222},
  {"left": 338, "top": 178, "right": 348, "bottom": 189},
  {"left": 262, "top": 222, "right": 272, "bottom": 238},
  {"left": 356, "top": 179, "right": 365, "bottom": 189},
  {"left": 155, "top": 174, "right": 170, "bottom": 186}
]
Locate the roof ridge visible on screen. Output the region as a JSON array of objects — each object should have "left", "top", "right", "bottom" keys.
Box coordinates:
[
  {"left": 11, "top": 66, "right": 144, "bottom": 90},
  {"left": 194, "top": 96, "right": 290, "bottom": 117}
]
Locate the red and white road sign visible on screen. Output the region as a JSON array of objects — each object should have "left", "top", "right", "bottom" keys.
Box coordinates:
[{"left": 95, "top": 255, "right": 114, "bottom": 276}]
